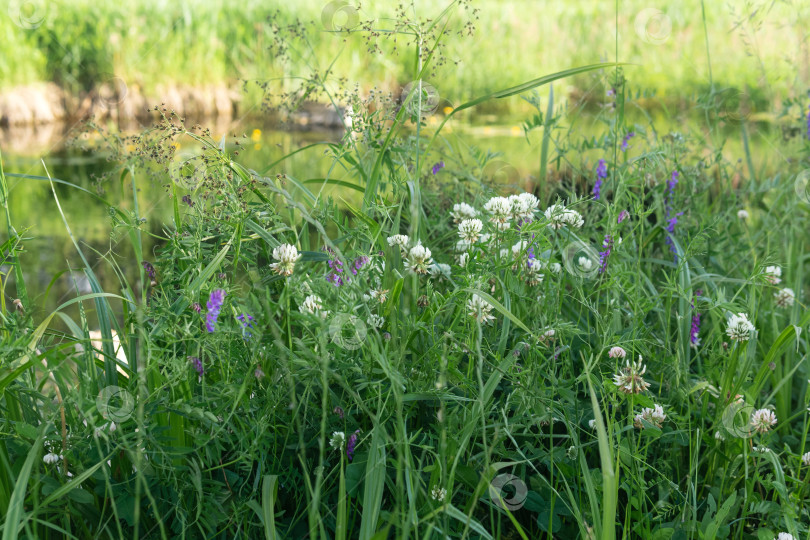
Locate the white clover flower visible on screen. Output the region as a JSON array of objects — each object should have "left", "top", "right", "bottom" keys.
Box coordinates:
[
  {"left": 634, "top": 404, "right": 666, "bottom": 429},
  {"left": 387, "top": 234, "right": 410, "bottom": 252},
  {"left": 458, "top": 219, "right": 483, "bottom": 243},
  {"left": 525, "top": 259, "right": 544, "bottom": 286},
  {"left": 802, "top": 452, "right": 810, "bottom": 466},
  {"left": 367, "top": 314, "right": 384, "bottom": 329},
  {"left": 406, "top": 243, "right": 433, "bottom": 275},
  {"left": 608, "top": 346, "right": 626, "bottom": 359},
  {"left": 750, "top": 408, "right": 777, "bottom": 434},
  {"left": 726, "top": 313, "right": 755, "bottom": 341},
  {"left": 613, "top": 356, "right": 651, "bottom": 394},
  {"left": 508, "top": 192, "right": 539, "bottom": 222},
  {"left": 577, "top": 256, "right": 593, "bottom": 271},
  {"left": 299, "top": 295, "right": 328, "bottom": 318},
  {"left": 764, "top": 265, "right": 782, "bottom": 284},
  {"left": 752, "top": 445, "right": 771, "bottom": 454},
  {"left": 329, "top": 431, "right": 345, "bottom": 450},
  {"left": 548, "top": 262, "right": 562, "bottom": 274},
  {"left": 511, "top": 240, "right": 528, "bottom": 258},
  {"left": 499, "top": 248, "right": 510, "bottom": 259},
  {"left": 774, "top": 288, "right": 795, "bottom": 308},
  {"left": 714, "top": 431, "right": 725, "bottom": 441},
  {"left": 538, "top": 328, "right": 556, "bottom": 344},
  {"left": 271, "top": 244, "right": 302, "bottom": 277},
  {"left": 109, "top": 421, "right": 117, "bottom": 433},
  {"left": 429, "top": 262, "right": 452, "bottom": 279},
  {"left": 467, "top": 294, "right": 495, "bottom": 324},
  {"left": 737, "top": 209, "right": 749, "bottom": 219},
  {"left": 483, "top": 196, "right": 512, "bottom": 225},
  {"left": 588, "top": 419, "right": 596, "bottom": 429},
  {"left": 544, "top": 203, "right": 584, "bottom": 229},
  {"left": 451, "top": 203, "right": 477, "bottom": 223},
  {"left": 430, "top": 485, "right": 447, "bottom": 501},
  {"left": 43, "top": 452, "right": 61, "bottom": 465},
  {"left": 478, "top": 233, "right": 491, "bottom": 245},
  {"left": 368, "top": 289, "right": 389, "bottom": 304},
  {"left": 458, "top": 252, "right": 469, "bottom": 266},
  {"left": 776, "top": 533, "right": 796, "bottom": 540},
  {"left": 456, "top": 239, "right": 472, "bottom": 253}
]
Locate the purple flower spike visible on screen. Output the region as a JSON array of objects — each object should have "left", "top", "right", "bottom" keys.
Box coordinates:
[
  {"left": 205, "top": 289, "right": 226, "bottom": 333},
  {"left": 346, "top": 429, "right": 361, "bottom": 461},
  {"left": 141, "top": 261, "right": 156, "bottom": 280},
  {"left": 237, "top": 313, "right": 255, "bottom": 338},
  {"left": 690, "top": 290, "right": 702, "bottom": 347},
  {"left": 593, "top": 159, "right": 607, "bottom": 200},
  {"left": 351, "top": 256, "right": 370, "bottom": 276},
  {"left": 189, "top": 356, "right": 203, "bottom": 381},
  {"left": 621, "top": 132, "right": 635, "bottom": 152},
  {"left": 617, "top": 210, "right": 630, "bottom": 223},
  {"left": 432, "top": 161, "right": 445, "bottom": 175},
  {"left": 598, "top": 235, "right": 613, "bottom": 274}
]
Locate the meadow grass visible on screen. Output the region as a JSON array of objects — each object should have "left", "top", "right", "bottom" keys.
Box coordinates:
[
  {"left": 2, "top": 2, "right": 810, "bottom": 539},
  {"left": 1, "top": 0, "right": 808, "bottom": 115}
]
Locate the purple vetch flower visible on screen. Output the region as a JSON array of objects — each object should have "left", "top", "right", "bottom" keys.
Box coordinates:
[
  {"left": 346, "top": 429, "right": 361, "bottom": 461},
  {"left": 192, "top": 302, "right": 202, "bottom": 313},
  {"left": 351, "top": 256, "right": 370, "bottom": 276},
  {"left": 598, "top": 235, "right": 613, "bottom": 274},
  {"left": 237, "top": 313, "right": 255, "bottom": 338},
  {"left": 189, "top": 356, "right": 203, "bottom": 381},
  {"left": 665, "top": 170, "right": 681, "bottom": 261},
  {"left": 205, "top": 289, "right": 226, "bottom": 332},
  {"left": 620, "top": 132, "right": 635, "bottom": 152},
  {"left": 324, "top": 246, "right": 347, "bottom": 286},
  {"left": 593, "top": 159, "right": 607, "bottom": 200},
  {"left": 333, "top": 406, "right": 345, "bottom": 419},
  {"left": 254, "top": 366, "right": 265, "bottom": 379},
  {"left": 182, "top": 195, "right": 194, "bottom": 207},
  {"left": 690, "top": 290, "right": 702, "bottom": 347},
  {"left": 141, "top": 261, "right": 156, "bottom": 280},
  {"left": 432, "top": 161, "right": 445, "bottom": 175},
  {"left": 617, "top": 210, "right": 630, "bottom": 224}
]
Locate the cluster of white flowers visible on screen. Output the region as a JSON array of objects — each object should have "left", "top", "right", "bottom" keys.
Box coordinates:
[
  {"left": 299, "top": 295, "right": 328, "bottom": 318},
  {"left": 634, "top": 404, "right": 666, "bottom": 429},
  {"left": 608, "top": 346, "right": 627, "bottom": 359},
  {"left": 329, "top": 431, "right": 345, "bottom": 450},
  {"left": 467, "top": 294, "right": 495, "bottom": 324},
  {"left": 451, "top": 203, "right": 477, "bottom": 223},
  {"left": 458, "top": 218, "right": 484, "bottom": 243},
  {"left": 43, "top": 452, "right": 61, "bottom": 465},
  {"left": 387, "top": 234, "right": 410, "bottom": 254},
  {"left": 525, "top": 259, "right": 544, "bottom": 285},
  {"left": 737, "top": 209, "right": 749, "bottom": 220},
  {"left": 774, "top": 288, "right": 795, "bottom": 308},
  {"left": 613, "top": 356, "right": 651, "bottom": 394},
  {"left": 725, "top": 313, "right": 755, "bottom": 341},
  {"left": 508, "top": 192, "right": 539, "bottom": 222},
  {"left": 750, "top": 408, "right": 777, "bottom": 434},
  {"left": 366, "top": 288, "right": 389, "bottom": 304},
  {"left": 544, "top": 202, "right": 584, "bottom": 229},
  {"left": 776, "top": 533, "right": 796, "bottom": 540},
  {"left": 430, "top": 485, "right": 447, "bottom": 501},
  {"left": 483, "top": 196, "right": 513, "bottom": 231},
  {"left": 271, "top": 244, "right": 302, "bottom": 277},
  {"left": 406, "top": 243, "right": 434, "bottom": 275},
  {"left": 429, "top": 262, "right": 452, "bottom": 279},
  {"left": 367, "top": 314, "right": 384, "bottom": 329},
  {"left": 802, "top": 452, "right": 810, "bottom": 467},
  {"left": 764, "top": 265, "right": 782, "bottom": 284}
]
